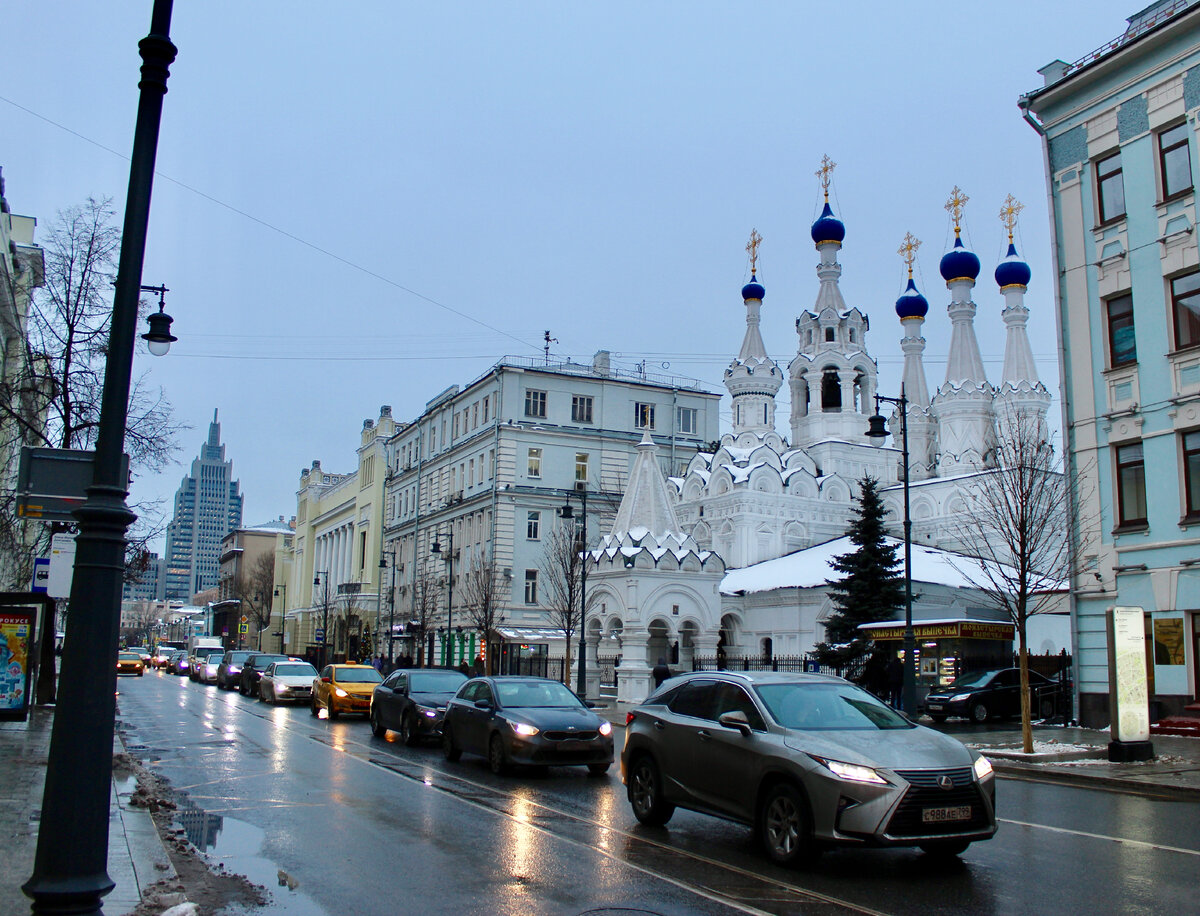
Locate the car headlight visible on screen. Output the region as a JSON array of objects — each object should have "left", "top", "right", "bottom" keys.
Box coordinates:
[
  {"left": 274, "top": 682, "right": 287, "bottom": 692},
  {"left": 973, "top": 755, "right": 994, "bottom": 780},
  {"left": 510, "top": 721, "right": 539, "bottom": 737},
  {"left": 811, "top": 756, "right": 888, "bottom": 785},
  {"left": 950, "top": 693, "right": 973, "bottom": 702},
  {"left": 334, "top": 687, "right": 348, "bottom": 698},
  {"left": 422, "top": 709, "right": 437, "bottom": 718},
  {"left": 229, "top": 666, "right": 241, "bottom": 674},
  {"left": 598, "top": 721, "right": 612, "bottom": 737}
]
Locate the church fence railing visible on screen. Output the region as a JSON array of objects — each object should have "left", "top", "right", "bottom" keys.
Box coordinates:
[{"left": 691, "top": 654, "right": 867, "bottom": 682}]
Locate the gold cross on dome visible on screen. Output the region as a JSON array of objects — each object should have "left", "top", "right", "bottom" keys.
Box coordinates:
[
  {"left": 815, "top": 155, "right": 837, "bottom": 200},
  {"left": 999, "top": 194, "right": 1024, "bottom": 241},
  {"left": 945, "top": 186, "right": 969, "bottom": 236},
  {"left": 746, "top": 228, "right": 763, "bottom": 275},
  {"left": 898, "top": 232, "right": 921, "bottom": 278}
]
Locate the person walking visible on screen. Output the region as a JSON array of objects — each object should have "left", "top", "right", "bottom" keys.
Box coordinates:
[{"left": 652, "top": 657, "right": 671, "bottom": 688}]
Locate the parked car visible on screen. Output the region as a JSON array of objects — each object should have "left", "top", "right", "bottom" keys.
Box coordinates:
[
  {"left": 923, "top": 668, "right": 1066, "bottom": 724},
  {"left": 311, "top": 664, "right": 383, "bottom": 718},
  {"left": 621, "top": 671, "right": 996, "bottom": 865},
  {"left": 188, "top": 646, "right": 224, "bottom": 682},
  {"left": 258, "top": 660, "right": 319, "bottom": 704},
  {"left": 216, "top": 650, "right": 255, "bottom": 690},
  {"left": 117, "top": 651, "right": 145, "bottom": 676},
  {"left": 166, "top": 650, "right": 190, "bottom": 675},
  {"left": 125, "top": 646, "right": 151, "bottom": 664},
  {"left": 150, "top": 647, "right": 174, "bottom": 669},
  {"left": 442, "top": 676, "right": 614, "bottom": 776},
  {"left": 371, "top": 668, "right": 468, "bottom": 744},
  {"left": 198, "top": 651, "right": 225, "bottom": 685},
  {"left": 238, "top": 653, "right": 291, "bottom": 696}
]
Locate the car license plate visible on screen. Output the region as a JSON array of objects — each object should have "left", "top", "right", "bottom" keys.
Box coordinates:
[
  {"left": 922, "top": 806, "right": 971, "bottom": 824},
  {"left": 927, "top": 704, "right": 944, "bottom": 710}
]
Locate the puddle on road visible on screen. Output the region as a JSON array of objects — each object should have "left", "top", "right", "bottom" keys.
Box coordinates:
[{"left": 175, "top": 795, "right": 329, "bottom": 916}]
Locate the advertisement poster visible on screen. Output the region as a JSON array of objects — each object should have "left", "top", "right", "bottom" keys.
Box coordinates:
[
  {"left": 1109, "top": 606, "right": 1150, "bottom": 743},
  {"left": 0, "top": 610, "right": 35, "bottom": 721}
]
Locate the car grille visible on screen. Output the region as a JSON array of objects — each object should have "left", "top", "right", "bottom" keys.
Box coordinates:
[
  {"left": 543, "top": 729, "right": 600, "bottom": 741},
  {"left": 886, "top": 768, "right": 988, "bottom": 837}
]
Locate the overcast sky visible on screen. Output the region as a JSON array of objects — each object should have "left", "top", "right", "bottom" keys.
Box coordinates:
[{"left": 5, "top": 2, "right": 1139, "bottom": 552}]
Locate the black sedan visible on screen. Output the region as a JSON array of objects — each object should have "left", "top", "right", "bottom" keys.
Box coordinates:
[
  {"left": 371, "top": 668, "right": 468, "bottom": 745},
  {"left": 924, "top": 668, "right": 1066, "bottom": 723},
  {"left": 238, "top": 653, "right": 290, "bottom": 696},
  {"left": 441, "top": 676, "right": 614, "bottom": 776}
]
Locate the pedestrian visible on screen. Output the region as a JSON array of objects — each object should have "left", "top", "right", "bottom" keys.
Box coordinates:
[
  {"left": 652, "top": 657, "right": 671, "bottom": 688},
  {"left": 472, "top": 654, "right": 484, "bottom": 676},
  {"left": 457, "top": 661, "right": 471, "bottom": 677},
  {"left": 886, "top": 655, "right": 904, "bottom": 709},
  {"left": 372, "top": 655, "right": 383, "bottom": 672}
]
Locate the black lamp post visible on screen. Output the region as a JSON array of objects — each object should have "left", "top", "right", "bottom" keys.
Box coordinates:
[
  {"left": 559, "top": 488, "right": 589, "bottom": 699},
  {"left": 865, "top": 387, "right": 917, "bottom": 717},
  {"left": 387, "top": 550, "right": 398, "bottom": 664},
  {"left": 375, "top": 554, "right": 386, "bottom": 665},
  {"left": 314, "top": 572, "right": 331, "bottom": 668},
  {"left": 23, "top": 3, "right": 177, "bottom": 912},
  {"left": 431, "top": 531, "right": 456, "bottom": 666},
  {"left": 273, "top": 583, "right": 286, "bottom": 654}
]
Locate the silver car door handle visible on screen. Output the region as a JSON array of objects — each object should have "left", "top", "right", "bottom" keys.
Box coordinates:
[
  {"left": 653, "top": 721, "right": 666, "bottom": 730},
  {"left": 697, "top": 730, "right": 711, "bottom": 741}
]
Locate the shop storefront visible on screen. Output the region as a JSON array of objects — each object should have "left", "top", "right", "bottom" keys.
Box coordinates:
[{"left": 859, "top": 618, "right": 1015, "bottom": 703}]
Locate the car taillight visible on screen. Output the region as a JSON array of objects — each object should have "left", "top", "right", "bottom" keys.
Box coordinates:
[{"left": 625, "top": 712, "right": 636, "bottom": 726}]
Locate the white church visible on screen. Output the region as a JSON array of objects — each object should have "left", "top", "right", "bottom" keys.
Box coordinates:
[{"left": 584, "top": 165, "right": 1062, "bottom": 702}]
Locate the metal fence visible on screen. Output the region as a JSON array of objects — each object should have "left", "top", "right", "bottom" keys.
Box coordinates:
[
  {"left": 498, "top": 654, "right": 568, "bottom": 683},
  {"left": 690, "top": 654, "right": 867, "bottom": 682}
]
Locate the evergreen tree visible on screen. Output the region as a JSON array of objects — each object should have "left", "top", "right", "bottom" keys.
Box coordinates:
[{"left": 815, "top": 476, "right": 904, "bottom": 671}]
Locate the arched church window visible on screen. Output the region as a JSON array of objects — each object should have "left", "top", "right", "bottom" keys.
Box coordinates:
[
  {"left": 853, "top": 370, "right": 865, "bottom": 413},
  {"left": 763, "top": 404, "right": 768, "bottom": 424},
  {"left": 825, "top": 328, "right": 835, "bottom": 342},
  {"left": 821, "top": 368, "right": 841, "bottom": 411},
  {"left": 849, "top": 328, "right": 856, "bottom": 343},
  {"left": 806, "top": 329, "right": 813, "bottom": 345}
]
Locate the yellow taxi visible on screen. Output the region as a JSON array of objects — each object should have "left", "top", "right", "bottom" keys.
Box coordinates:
[
  {"left": 311, "top": 663, "right": 383, "bottom": 719},
  {"left": 117, "top": 651, "right": 145, "bottom": 676}
]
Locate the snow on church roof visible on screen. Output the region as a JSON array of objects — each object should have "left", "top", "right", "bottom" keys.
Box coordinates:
[{"left": 719, "top": 536, "right": 1062, "bottom": 596}]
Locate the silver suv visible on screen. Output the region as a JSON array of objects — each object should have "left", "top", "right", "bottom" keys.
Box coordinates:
[{"left": 620, "top": 671, "right": 996, "bottom": 866}]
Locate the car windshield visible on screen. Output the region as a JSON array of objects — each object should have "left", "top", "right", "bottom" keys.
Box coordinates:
[
  {"left": 226, "top": 652, "right": 253, "bottom": 664},
  {"left": 274, "top": 663, "right": 316, "bottom": 677},
  {"left": 495, "top": 680, "right": 583, "bottom": 708},
  {"left": 118, "top": 652, "right": 141, "bottom": 661},
  {"left": 410, "top": 671, "right": 468, "bottom": 692},
  {"left": 943, "top": 670, "right": 999, "bottom": 690},
  {"left": 251, "top": 655, "right": 288, "bottom": 668},
  {"left": 755, "top": 682, "right": 913, "bottom": 731},
  {"left": 207, "top": 654, "right": 224, "bottom": 664},
  {"left": 335, "top": 668, "right": 383, "bottom": 684}
]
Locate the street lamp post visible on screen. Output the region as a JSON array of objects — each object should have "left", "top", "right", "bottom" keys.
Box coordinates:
[
  {"left": 23, "top": 3, "right": 178, "bottom": 912},
  {"left": 559, "top": 488, "right": 589, "bottom": 699},
  {"left": 314, "top": 572, "right": 331, "bottom": 668},
  {"left": 387, "top": 549, "right": 398, "bottom": 664},
  {"left": 376, "top": 554, "right": 387, "bottom": 666},
  {"left": 273, "top": 583, "right": 286, "bottom": 654},
  {"left": 865, "top": 386, "right": 917, "bottom": 717},
  {"left": 431, "top": 531, "right": 456, "bottom": 666}
]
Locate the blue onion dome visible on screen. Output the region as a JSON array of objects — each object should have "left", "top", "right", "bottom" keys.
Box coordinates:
[
  {"left": 741, "top": 273, "right": 765, "bottom": 300},
  {"left": 810, "top": 201, "right": 846, "bottom": 246},
  {"left": 994, "top": 241, "right": 1031, "bottom": 290},
  {"left": 939, "top": 235, "right": 981, "bottom": 283},
  {"left": 895, "top": 277, "right": 929, "bottom": 320}
]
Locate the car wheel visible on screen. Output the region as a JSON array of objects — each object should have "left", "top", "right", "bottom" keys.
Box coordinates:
[
  {"left": 238, "top": 680, "right": 248, "bottom": 696},
  {"left": 371, "top": 708, "right": 386, "bottom": 738},
  {"left": 442, "top": 724, "right": 462, "bottom": 762},
  {"left": 971, "top": 701, "right": 990, "bottom": 724},
  {"left": 929, "top": 715, "right": 947, "bottom": 724},
  {"left": 310, "top": 695, "right": 318, "bottom": 717},
  {"left": 1039, "top": 697, "right": 1055, "bottom": 719},
  {"left": 137, "top": 671, "right": 143, "bottom": 677},
  {"left": 628, "top": 755, "right": 674, "bottom": 826},
  {"left": 759, "top": 783, "right": 820, "bottom": 867},
  {"left": 402, "top": 713, "right": 421, "bottom": 747},
  {"left": 488, "top": 734, "right": 509, "bottom": 775},
  {"left": 327, "top": 698, "right": 339, "bottom": 720},
  {"left": 919, "top": 839, "right": 971, "bottom": 858},
  {"left": 587, "top": 763, "right": 610, "bottom": 777}
]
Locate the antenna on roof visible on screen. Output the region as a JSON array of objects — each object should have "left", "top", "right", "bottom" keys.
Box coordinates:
[{"left": 543, "top": 330, "right": 558, "bottom": 364}]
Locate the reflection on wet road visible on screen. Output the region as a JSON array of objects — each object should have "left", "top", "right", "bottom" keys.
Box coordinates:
[{"left": 118, "top": 672, "right": 1200, "bottom": 915}]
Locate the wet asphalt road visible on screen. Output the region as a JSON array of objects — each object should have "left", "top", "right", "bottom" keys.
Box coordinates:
[{"left": 116, "top": 671, "right": 1200, "bottom": 916}]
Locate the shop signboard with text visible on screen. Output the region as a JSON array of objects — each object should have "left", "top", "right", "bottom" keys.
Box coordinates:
[{"left": 0, "top": 609, "right": 35, "bottom": 721}]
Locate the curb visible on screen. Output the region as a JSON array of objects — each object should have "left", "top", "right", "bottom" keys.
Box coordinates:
[{"left": 991, "top": 761, "right": 1200, "bottom": 800}]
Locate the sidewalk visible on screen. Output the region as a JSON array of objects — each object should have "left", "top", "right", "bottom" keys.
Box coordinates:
[
  {"left": 0, "top": 706, "right": 176, "bottom": 915},
  {"left": 595, "top": 701, "right": 1200, "bottom": 799}
]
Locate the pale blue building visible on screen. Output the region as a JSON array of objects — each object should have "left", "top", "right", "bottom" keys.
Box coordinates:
[{"left": 1022, "top": 0, "right": 1200, "bottom": 726}]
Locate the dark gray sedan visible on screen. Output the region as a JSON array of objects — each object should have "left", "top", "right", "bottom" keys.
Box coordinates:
[
  {"left": 621, "top": 671, "right": 996, "bottom": 866},
  {"left": 442, "top": 676, "right": 614, "bottom": 775},
  {"left": 371, "top": 668, "right": 468, "bottom": 745}
]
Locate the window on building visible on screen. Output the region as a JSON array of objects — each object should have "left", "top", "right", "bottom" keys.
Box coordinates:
[
  {"left": 1116, "top": 442, "right": 1148, "bottom": 527},
  {"left": 525, "top": 389, "right": 547, "bottom": 418},
  {"left": 1184, "top": 431, "right": 1200, "bottom": 519},
  {"left": 1096, "top": 151, "right": 1126, "bottom": 223},
  {"left": 524, "top": 570, "right": 538, "bottom": 604},
  {"left": 825, "top": 328, "right": 835, "bottom": 342},
  {"left": 473, "top": 402, "right": 479, "bottom": 428},
  {"left": 635, "top": 402, "right": 655, "bottom": 429},
  {"left": 1160, "top": 122, "right": 1193, "bottom": 200},
  {"left": 571, "top": 395, "right": 593, "bottom": 424},
  {"left": 575, "top": 452, "right": 589, "bottom": 485},
  {"left": 527, "top": 447, "right": 542, "bottom": 478},
  {"left": 452, "top": 412, "right": 459, "bottom": 439},
  {"left": 526, "top": 510, "right": 541, "bottom": 540},
  {"left": 676, "top": 406, "right": 697, "bottom": 435},
  {"left": 482, "top": 396, "right": 489, "bottom": 422},
  {"left": 1172, "top": 271, "right": 1200, "bottom": 351},
  {"left": 1107, "top": 294, "right": 1137, "bottom": 366}
]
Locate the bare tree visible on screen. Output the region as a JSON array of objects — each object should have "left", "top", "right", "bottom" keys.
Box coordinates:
[
  {"left": 232, "top": 551, "right": 276, "bottom": 650},
  {"left": 122, "top": 599, "right": 158, "bottom": 647},
  {"left": 951, "top": 411, "right": 1085, "bottom": 753},
  {"left": 540, "top": 517, "right": 585, "bottom": 685},
  {"left": 0, "top": 197, "right": 182, "bottom": 589},
  {"left": 410, "top": 562, "right": 441, "bottom": 667},
  {"left": 459, "top": 552, "right": 506, "bottom": 674}
]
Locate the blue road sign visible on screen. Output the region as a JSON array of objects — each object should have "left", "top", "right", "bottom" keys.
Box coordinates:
[
  {"left": 31, "top": 557, "right": 50, "bottom": 593},
  {"left": 315, "top": 628, "right": 325, "bottom": 644}
]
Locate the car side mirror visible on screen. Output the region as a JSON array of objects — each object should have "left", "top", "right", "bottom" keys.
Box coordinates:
[
  {"left": 474, "top": 699, "right": 492, "bottom": 710},
  {"left": 718, "top": 710, "right": 753, "bottom": 736},
  {"left": 321, "top": 677, "right": 331, "bottom": 684}
]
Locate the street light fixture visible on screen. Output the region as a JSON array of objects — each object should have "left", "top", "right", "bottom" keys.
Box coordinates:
[
  {"left": 865, "top": 386, "right": 917, "bottom": 717},
  {"left": 314, "top": 572, "right": 331, "bottom": 668},
  {"left": 273, "top": 583, "right": 286, "bottom": 653},
  {"left": 139, "top": 283, "right": 176, "bottom": 356},
  {"left": 559, "top": 488, "right": 589, "bottom": 699},
  {"left": 376, "top": 553, "right": 387, "bottom": 666},
  {"left": 431, "top": 530, "right": 456, "bottom": 667},
  {"left": 24, "top": 3, "right": 177, "bottom": 912}
]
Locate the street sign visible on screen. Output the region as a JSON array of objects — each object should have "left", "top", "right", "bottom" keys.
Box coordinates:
[
  {"left": 15, "top": 447, "right": 128, "bottom": 523},
  {"left": 238, "top": 623, "right": 248, "bottom": 635},
  {"left": 31, "top": 558, "right": 50, "bottom": 593},
  {"left": 240, "top": 615, "right": 247, "bottom": 625},
  {"left": 47, "top": 533, "right": 76, "bottom": 599},
  {"left": 314, "top": 628, "right": 325, "bottom": 644}
]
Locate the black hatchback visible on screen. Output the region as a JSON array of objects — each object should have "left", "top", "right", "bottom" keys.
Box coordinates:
[
  {"left": 924, "top": 668, "right": 1066, "bottom": 723},
  {"left": 371, "top": 668, "right": 468, "bottom": 745}
]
